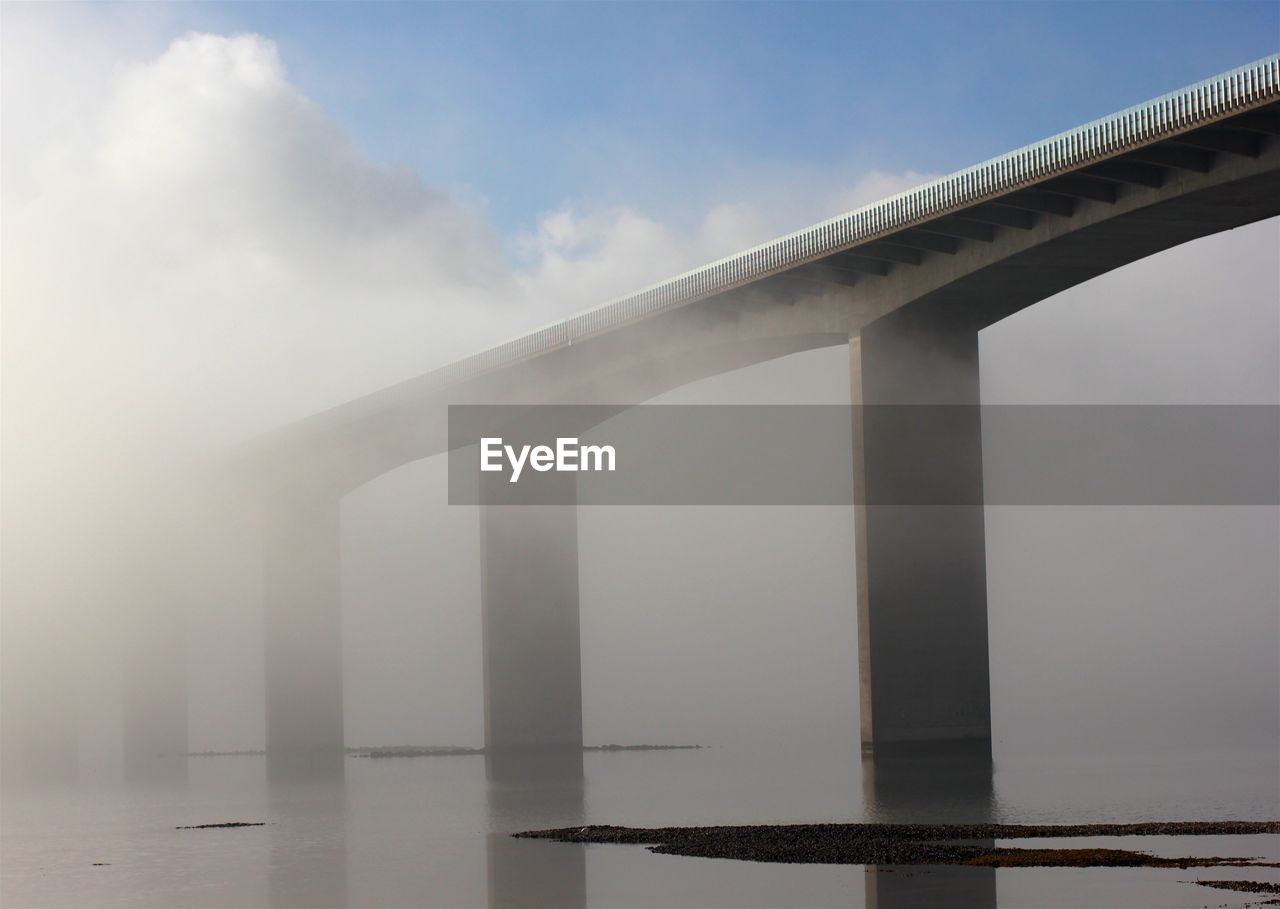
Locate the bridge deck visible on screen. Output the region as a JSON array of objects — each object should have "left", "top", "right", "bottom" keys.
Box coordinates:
[{"left": 354, "top": 57, "right": 1278, "bottom": 401}]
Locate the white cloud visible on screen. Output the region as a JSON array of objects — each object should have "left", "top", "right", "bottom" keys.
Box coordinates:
[
  {"left": 6, "top": 32, "right": 524, "bottom": 446},
  {"left": 508, "top": 168, "right": 943, "bottom": 318},
  {"left": 9, "top": 28, "right": 912, "bottom": 459},
  {"left": 827, "top": 168, "right": 934, "bottom": 214},
  {"left": 516, "top": 206, "right": 693, "bottom": 311},
  {"left": 514, "top": 198, "right": 810, "bottom": 315}
]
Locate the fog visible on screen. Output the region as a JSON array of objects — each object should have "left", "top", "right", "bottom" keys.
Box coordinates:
[{"left": 2, "top": 23, "right": 1277, "bottom": 786}]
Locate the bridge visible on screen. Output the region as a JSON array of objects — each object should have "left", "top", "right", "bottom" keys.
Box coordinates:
[{"left": 233, "top": 58, "right": 1279, "bottom": 777}]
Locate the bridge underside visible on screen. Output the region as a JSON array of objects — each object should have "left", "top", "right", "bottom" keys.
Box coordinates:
[{"left": 243, "top": 94, "right": 1278, "bottom": 779}]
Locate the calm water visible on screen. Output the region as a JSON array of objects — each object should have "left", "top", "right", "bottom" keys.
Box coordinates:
[{"left": 3, "top": 745, "right": 1277, "bottom": 908}]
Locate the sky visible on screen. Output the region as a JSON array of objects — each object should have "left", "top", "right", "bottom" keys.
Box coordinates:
[
  {"left": 11, "top": 3, "right": 1280, "bottom": 244},
  {"left": 1, "top": 2, "right": 1277, "bottom": 771}
]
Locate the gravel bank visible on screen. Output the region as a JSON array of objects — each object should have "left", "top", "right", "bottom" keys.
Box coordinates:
[{"left": 516, "top": 821, "right": 1280, "bottom": 868}]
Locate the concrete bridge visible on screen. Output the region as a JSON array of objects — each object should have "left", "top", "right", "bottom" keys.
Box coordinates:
[{"left": 240, "top": 58, "right": 1279, "bottom": 776}]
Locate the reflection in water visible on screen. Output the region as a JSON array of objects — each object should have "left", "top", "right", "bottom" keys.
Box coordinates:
[
  {"left": 486, "top": 749, "right": 586, "bottom": 909},
  {"left": 486, "top": 745, "right": 584, "bottom": 782},
  {"left": 3, "top": 744, "right": 1273, "bottom": 908},
  {"left": 268, "top": 749, "right": 346, "bottom": 784},
  {"left": 267, "top": 776, "right": 349, "bottom": 908},
  {"left": 863, "top": 742, "right": 997, "bottom": 909}
]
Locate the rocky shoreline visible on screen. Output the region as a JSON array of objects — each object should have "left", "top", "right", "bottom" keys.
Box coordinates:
[
  {"left": 516, "top": 820, "right": 1280, "bottom": 869},
  {"left": 349, "top": 743, "right": 702, "bottom": 758},
  {"left": 186, "top": 744, "right": 702, "bottom": 758}
]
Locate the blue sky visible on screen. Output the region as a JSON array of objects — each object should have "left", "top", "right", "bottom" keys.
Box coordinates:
[{"left": 59, "top": 1, "right": 1280, "bottom": 242}]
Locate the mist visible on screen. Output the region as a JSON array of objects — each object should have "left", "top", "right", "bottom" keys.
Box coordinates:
[{"left": 3, "top": 21, "right": 1277, "bottom": 789}]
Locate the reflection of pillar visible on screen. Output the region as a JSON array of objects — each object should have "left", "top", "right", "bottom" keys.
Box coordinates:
[
  {"left": 851, "top": 316, "right": 991, "bottom": 751},
  {"left": 866, "top": 858, "right": 996, "bottom": 909},
  {"left": 264, "top": 496, "right": 344, "bottom": 780},
  {"left": 480, "top": 475, "right": 583, "bottom": 780},
  {"left": 862, "top": 742, "right": 995, "bottom": 823},
  {"left": 863, "top": 743, "right": 997, "bottom": 909},
  {"left": 268, "top": 780, "right": 349, "bottom": 908},
  {"left": 486, "top": 776, "right": 586, "bottom": 909}
]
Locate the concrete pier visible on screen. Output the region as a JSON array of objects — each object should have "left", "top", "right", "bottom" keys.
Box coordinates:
[
  {"left": 480, "top": 476, "right": 583, "bottom": 779},
  {"left": 122, "top": 589, "right": 188, "bottom": 783},
  {"left": 851, "top": 316, "right": 992, "bottom": 752},
  {"left": 264, "top": 496, "right": 345, "bottom": 779},
  {"left": 18, "top": 646, "right": 79, "bottom": 784}
]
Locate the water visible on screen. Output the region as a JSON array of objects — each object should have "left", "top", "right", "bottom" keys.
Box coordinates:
[{"left": 3, "top": 745, "right": 1277, "bottom": 908}]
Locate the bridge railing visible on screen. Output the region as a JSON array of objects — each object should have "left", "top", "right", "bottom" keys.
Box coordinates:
[{"left": 412, "top": 56, "right": 1280, "bottom": 392}]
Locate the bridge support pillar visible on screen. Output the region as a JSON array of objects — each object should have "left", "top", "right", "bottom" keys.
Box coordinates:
[
  {"left": 122, "top": 586, "right": 187, "bottom": 784},
  {"left": 264, "top": 496, "right": 344, "bottom": 779},
  {"left": 851, "top": 318, "right": 991, "bottom": 753},
  {"left": 480, "top": 480, "right": 583, "bottom": 779},
  {"left": 15, "top": 632, "right": 79, "bottom": 784}
]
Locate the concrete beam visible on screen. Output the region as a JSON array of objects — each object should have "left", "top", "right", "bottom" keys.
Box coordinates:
[{"left": 851, "top": 318, "right": 992, "bottom": 751}]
